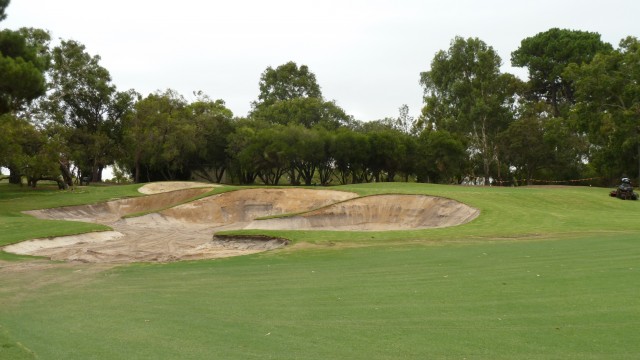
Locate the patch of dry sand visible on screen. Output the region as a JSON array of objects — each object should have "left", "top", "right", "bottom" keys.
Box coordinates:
[
  {"left": 4, "top": 186, "right": 479, "bottom": 264},
  {"left": 137, "top": 181, "right": 217, "bottom": 195}
]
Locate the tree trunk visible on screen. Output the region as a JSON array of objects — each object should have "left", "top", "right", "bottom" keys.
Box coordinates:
[
  {"left": 134, "top": 149, "right": 141, "bottom": 183},
  {"left": 214, "top": 167, "right": 226, "bottom": 183},
  {"left": 480, "top": 119, "right": 491, "bottom": 185},
  {"left": 8, "top": 167, "right": 21, "bottom": 185},
  {"left": 91, "top": 164, "right": 102, "bottom": 183},
  {"left": 59, "top": 159, "right": 74, "bottom": 187}
]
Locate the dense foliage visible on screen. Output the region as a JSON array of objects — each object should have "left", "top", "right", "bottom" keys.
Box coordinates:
[{"left": 1, "top": 1, "right": 638, "bottom": 187}]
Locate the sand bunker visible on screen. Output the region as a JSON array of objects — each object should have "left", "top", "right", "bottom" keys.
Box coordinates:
[
  {"left": 4, "top": 186, "right": 479, "bottom": 263},
  {"left": 245, "top": 195, "right": 479, "bottom": 231}
]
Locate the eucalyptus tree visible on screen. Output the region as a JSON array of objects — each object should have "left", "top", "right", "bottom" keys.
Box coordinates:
[
  {"left": 512, "top": 28, "right": 612, "bottom": 118},
  {"left": 566, "top": 36, "right": 640, "bottom": 182},
  {"left": 395, "top": 104, "right": 415, "bottom": 134},
  {"left": 253, "top": 61, "right": 322, "bottom": 110},
  {"left": 185, "top": 94, "right": 234, "bottom": 183},
  {"left": 253, "top": 96, "right": 350, "bottom": 129},
  {"left": 420, "top": 36, "right": 520, "bottom": 184},
  {"left": 44, "top": 40, "right": 134, "bottom": 182},
  {"left": 251, "top": 61, "right": 353, "bottom": 130}
]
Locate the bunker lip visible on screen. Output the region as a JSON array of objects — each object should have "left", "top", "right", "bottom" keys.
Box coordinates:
[{"left": 4, "top": 186, "right": 479, "bottom": 264}]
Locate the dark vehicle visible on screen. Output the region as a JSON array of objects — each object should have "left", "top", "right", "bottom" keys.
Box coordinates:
[{"left": 610, "top": 177, "right": 638, "bottom": 200}]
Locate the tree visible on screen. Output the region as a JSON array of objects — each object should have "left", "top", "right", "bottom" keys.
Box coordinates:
[
  {"left": 253, "top": 61, "right": 322, "bottom": 110},
  {"left": 44, "top": 40, "right": 133, "bottom": 182},
  {"left": 226, "top": 122, "right": 292, "bottom": 185},
  {"left": 0, "top": 24, "right": 51, "bottom": 183},
  {"left": 500, "top": 116, "right": 549, "bottom": 185},
  {"left": 315, "top": 127, "right": 335, "bottom": 185},
  {"left": 186, "top": 95, "right": 234, "bottom": 183},
  {"left": 332, "top": 128, "right": 370, "bottom": 184},
  {"left": 121, "top": 90, "right": 200, "bottom": 183},
  {"left": 366, "top": 129, "right": 407, "bottom": 182},
  {"left": 567, "top": 36, "right": 640, "bottom": 182},
  {"left": 253, "top": 96, "right": 350, "bottom": 130},
  {"left": 226, "top": 118, "right": 268, "bottom": 184},
  {"left": 250, "top": 61, "right": 352, "bottom": 131},
  {"left": 395, "top": 104, "right": 415, "bottom": 134},
  {"left": 0, "top": 0, "right": 9, "bottom": 21},
  {"left": 415, "top": 129, "right": 466, "bottom": 183},
  {"left": 420, "top": 37, "right": 520, "bottom": 184},
  {"left": 0, "top": 114, "right": 63, "bottom": 187},
  {"left": 0, "top": 24, "right": 50, "bottom": 114},
  {"left": 278, "top": 125, "right": 329, "bottom": 185},
  {"left": 512, "top": 28, "right": 612, "bottom": 117}
]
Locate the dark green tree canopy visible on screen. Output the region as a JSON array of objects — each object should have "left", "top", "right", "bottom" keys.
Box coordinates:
[
  {"left": 253, "top": 97, "right": 350, "bottom": 129},
  {"left": 511, "top": 28, "right": 612, "bottom": 117},
  {"left": 254, "top": 61, "right": 322, "bottom": 109},
  {"left": 0, "top": 0, "right": 9, "bottom": 22},
  {"left": 420, "top": 36, "right": 520, "bottom": 182},
  {"left": 0, "top": 28, "right": 50, "bottom": 113},
  {"left": 566, "top": 36, "right": 640, "bottom": 181}
]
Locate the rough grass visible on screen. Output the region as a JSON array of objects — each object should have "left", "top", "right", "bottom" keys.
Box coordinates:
[{"left": 1, "top": 182, "right": 639, "bottom": 359}]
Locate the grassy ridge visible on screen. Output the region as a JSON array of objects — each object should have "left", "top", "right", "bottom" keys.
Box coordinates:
[{"left": 1, "top": 182, "right": 639, "bottom": 359}]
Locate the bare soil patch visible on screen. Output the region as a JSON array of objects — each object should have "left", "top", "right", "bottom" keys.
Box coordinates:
[{"left": 4, "top": 186, "right": 479, "bottom": 264}]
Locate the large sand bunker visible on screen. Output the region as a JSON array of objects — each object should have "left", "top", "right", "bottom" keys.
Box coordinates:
[
  {"left": 4, "top": 186, "right": 479, "bottom": 263},
  {"left": 245, "top": 195, "right": 479, "bottom": 231}
]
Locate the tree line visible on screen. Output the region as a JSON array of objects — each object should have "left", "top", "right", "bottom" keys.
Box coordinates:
[{"left": 1, "top": 1, "right": 639, "bottom": 187}]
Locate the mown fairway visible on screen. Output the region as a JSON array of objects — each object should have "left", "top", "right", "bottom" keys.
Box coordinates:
[{"left": 1, "top": 182, "right": 639, "bottom": 359}]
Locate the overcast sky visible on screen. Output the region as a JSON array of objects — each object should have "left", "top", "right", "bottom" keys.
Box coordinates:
[{"left": 3, "top": 0, "right": 639, "bottom": 121}]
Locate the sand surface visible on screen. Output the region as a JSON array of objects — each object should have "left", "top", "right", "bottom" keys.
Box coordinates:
[
  {"left": 4, "top": 184, "right": 479, "bottom": 263},
  {"left": 137, "top": 181, "right": 218, "bottom": 194}
]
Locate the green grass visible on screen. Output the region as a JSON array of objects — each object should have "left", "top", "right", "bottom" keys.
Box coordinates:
[
  {"left": 1, "top": 182, "right": 639, "bottom": 359},
  {"left": 0, "top": 183, "right": 144, "bottom": 247}
]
